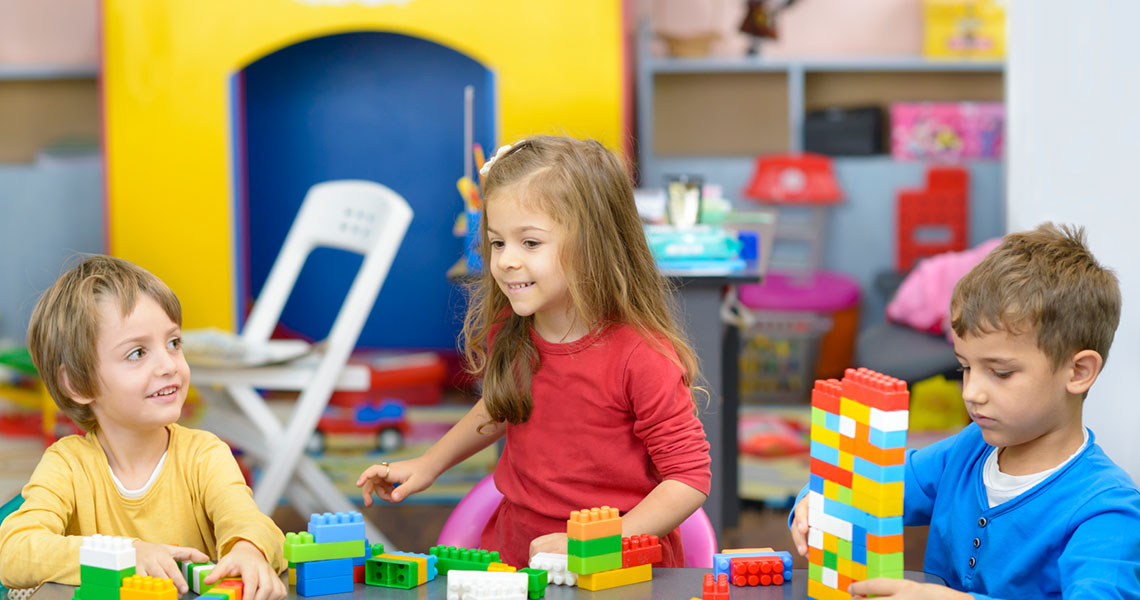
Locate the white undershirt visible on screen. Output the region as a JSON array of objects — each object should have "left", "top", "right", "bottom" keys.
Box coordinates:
[
  {"left": 983, "top": 428, "right": 1089, "bottom": 508},
  {"left": 109, "top": 450, "right": 168, "bottom": 499}
]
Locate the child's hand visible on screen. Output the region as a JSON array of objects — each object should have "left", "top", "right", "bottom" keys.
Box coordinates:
[
  {"left": 528, "top": 533, "right": 568, "bottom": 560},
  {"left": 203, "top": 540, "right": 285, "bottom": 600},
  {"left": 790, "top": 494, "right": 810, "bottom": 556},
  {"left": 356, "top": 457, "right": 437, "bottom": 505},
  {"left": 850, "top": 578, "right": 970, "bottom": 599},
  {"left": 132, "top": 540, "right": 210, "bottom": 595}
]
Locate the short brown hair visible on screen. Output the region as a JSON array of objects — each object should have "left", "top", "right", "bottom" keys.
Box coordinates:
[
  {"left": 950, "top": 223, "right": 1121, "bottom": 369},
  {"left": 27, "top": 255, "right": 182, "bottom": 431}
]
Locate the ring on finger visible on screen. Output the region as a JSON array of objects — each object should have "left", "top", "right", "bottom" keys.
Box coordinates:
[{"left": 380, "top": 461, "right": 390, "bottom": 479}]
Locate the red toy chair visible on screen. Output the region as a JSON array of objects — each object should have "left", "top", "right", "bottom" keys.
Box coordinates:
[
  {"left": 896, "top": 166, "right": 969, "bottom": 272},
  {"left": 436, "top": 474, "right": 718, "bottom": 568}
]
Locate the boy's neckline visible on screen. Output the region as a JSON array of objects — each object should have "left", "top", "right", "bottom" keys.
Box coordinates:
[{"left": 95, "top": 424, "right": 174, "bottom": 489}]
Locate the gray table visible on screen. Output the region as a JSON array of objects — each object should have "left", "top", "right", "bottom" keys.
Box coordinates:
[{"left": 33, "top": 569, "right": 945, "bottom": 600}]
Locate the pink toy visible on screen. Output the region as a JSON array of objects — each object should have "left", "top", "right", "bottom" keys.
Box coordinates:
[
  {"left": 891, "top": 102, "right": 1004, "bottom": 161},
  {"left": 436, "top": 474, "right": 718, "bottom": 568}
]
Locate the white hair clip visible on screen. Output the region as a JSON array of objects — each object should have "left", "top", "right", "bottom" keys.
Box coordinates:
[{"left": 479, "top": 143, "right": 514, "bottom": 177}]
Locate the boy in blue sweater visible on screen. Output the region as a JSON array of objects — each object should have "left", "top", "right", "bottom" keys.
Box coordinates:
[{"left": 790, "top": 223, "right": 1140, "bottom": 599}]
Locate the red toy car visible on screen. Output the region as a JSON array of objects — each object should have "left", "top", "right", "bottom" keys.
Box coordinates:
[{"left": 308, "top": 394, "right": 409, "bottom": 454}]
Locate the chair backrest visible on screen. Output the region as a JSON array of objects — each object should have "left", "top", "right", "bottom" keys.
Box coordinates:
[
  {"left": 436, "top": 474, "right": 717, "bottom": 569},
  {"left": 241, "top": 179, "right": 414, "bottom": 349}
]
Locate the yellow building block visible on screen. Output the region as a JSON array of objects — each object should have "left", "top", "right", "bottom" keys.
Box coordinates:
[
  {"left": 721, "top": 547, "right": 774, "bottom": 553},
  {"left": 851, "top": 473, "right": 904, "bottom": 500},
  {"left": 487, "top": 562, "right": 517, "bottom": 573},
  {"left": 568, "top": 506, "right": 622, "bottom": 540},
  {"left": 837, "top": 556, "right": 853, "bottom": 578},
  {"left": 852, "top": 490, "right": 903, "bottom": 518},
  {"left": 824, "top": 480, "right": 840, "bottom": 500},
  {"left": 852, "top": 562, "right": 867, "bottom": 581},
  {"left": 840, "top": 397, "right": 871, "bottom": 425},
  {"left": 578, "top": 563, "right": 652, "bottom": 591},
  {"left": 809, "top": 579, "right": 853, "bottom": 600},
  {"left": 823, "top": 532, "right": 838, "bottom": 554},
  {"left": 838, "top": 450, "right": 854, "bottom": 471},
  {"left": 120, "top": 576, "right": 177, "bottom": 600},
  {"left": 811, "top": 423, "right": 840, "bottom": 449},
  {"left": 288, "top": 567, "right": 295, "bottom": 587}
]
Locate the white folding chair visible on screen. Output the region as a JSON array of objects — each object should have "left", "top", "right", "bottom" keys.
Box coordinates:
[{"left": 190, "top": 180, "right": 412, "bottom": 548}]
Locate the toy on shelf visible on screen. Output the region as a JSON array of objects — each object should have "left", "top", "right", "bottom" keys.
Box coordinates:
[
  {"left": 565, "top": 507, "right": 654, "bottom": 592},
  {"left": 923, "top": 0, "right": 1005, "bottom": 60},
  {"left": 806, "top": 368, "right": 909, "bottom": 600},
  {"left": 896, "top": 166, "right": 969, "bottom": 273},
  {"left": 891, "top": 102, "right": 1004, "bottom": 161},
  {"left": 285, "top": 511, "right": 369, "bottom": 597}
]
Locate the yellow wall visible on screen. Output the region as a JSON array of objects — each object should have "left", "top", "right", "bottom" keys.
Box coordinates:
[{"left": 104, "top": 0, "right": 626, "bottom": 330}]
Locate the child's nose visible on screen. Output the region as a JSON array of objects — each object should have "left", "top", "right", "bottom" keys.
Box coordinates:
[
  {"left": 496, "top": 246, "right": 521, "bottom": 270},
  {"left": 961, "top": 374, "right": 983, "bottom": 405}
]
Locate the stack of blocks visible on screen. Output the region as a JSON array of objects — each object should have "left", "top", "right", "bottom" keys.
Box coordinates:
[
  {"left": 807, "top": 367, "right": 909, "bottom": 600},
  {"left": 74, "top": 535, "right": 137, "bottom": 600},
  {"left": 566, "top": 507, "right": 655, "bottom": 592},
  {"left": 285, "top": 511, "right": 368, "bottom": 596},
  {"left": 431, "top": 546, "right": 547, "bottom": 599}
]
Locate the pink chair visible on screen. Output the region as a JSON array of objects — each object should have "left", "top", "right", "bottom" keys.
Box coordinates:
[{"left": 436, "top": 474, "right": 718, "bottom": 568}]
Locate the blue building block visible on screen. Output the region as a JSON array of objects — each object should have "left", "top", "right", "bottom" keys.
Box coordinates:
[
  {"left": 868, "top": 427, "right": 907, "bottom": 449},
  {"left": 307, "top": 512, "right": 367, "bottom": 544},
  {"left": 385, "top": 551, "right": 438, "bottom": 582},
  {"left": 297, "top": 558, "right": 354, "bottom": 580},
  {"left": 824, "top": 411, "right": 840, "bottom": 433},
  {"left": 809, "top": 443, "right": 840, "bottom": 467},
  {"left": 809, "top": 473, "right": 825, "bottom": 494},
  {"left": 296, "top": 574, "right": 353, "bottom": 597},
  {"left": 852, "top": 457, "right": 905, "bottom": 483},
  {"left": 353, "top": 540, "right": 373, "bottom": 567}
]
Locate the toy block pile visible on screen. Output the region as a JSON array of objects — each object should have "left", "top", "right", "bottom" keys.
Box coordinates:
[
  {"left": 565, "top": 506, "right": 656, "bottom": 592},
  {"left": 807, "top": 368, "right": 909, "bottom": 600},
  {"left": 74, "top": 535, "right": 138, "bottom": 600},
  {"left": 364, "top": 544, "right": 438, "bottom": 590},
  {"left": 712, "top": 547, "right": 792, "bottom": 587},
  {"left": 428, "top": 545, "right": 546, "bottom": 600},
  {"left": 285, "top": 511, "right": 368, "bottom": 596}
]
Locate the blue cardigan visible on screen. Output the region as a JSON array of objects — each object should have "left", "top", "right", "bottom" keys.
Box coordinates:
[{"left": 793, "top": 424, "right": 1140, "bottom": 599}]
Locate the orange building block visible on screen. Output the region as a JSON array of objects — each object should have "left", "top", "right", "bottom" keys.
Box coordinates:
[
  {"left": 567, "top": 506, "right": 621, "bottom": 540},
  {"left": 867, "top": 533, "right": 905, "bottom": 554}
]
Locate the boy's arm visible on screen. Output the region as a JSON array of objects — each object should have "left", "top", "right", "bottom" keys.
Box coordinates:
[
  {"left": 0, "top": 448, "right": 82, "bottom": 588},
  {"left": 1056, "top": 489, "right": 1140, "bottom": 599},
  {"left": 195, "top": 436, "right": 287, "bottom": 572}
]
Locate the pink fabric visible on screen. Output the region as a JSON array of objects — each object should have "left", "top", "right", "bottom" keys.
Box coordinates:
[{"left": 886, "top": 238, "right": 1002, "bottom": 337}]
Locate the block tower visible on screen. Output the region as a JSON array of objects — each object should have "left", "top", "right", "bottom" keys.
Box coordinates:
[
  {"left": 75, "top": 535, "right": 136, "bottom": 600},
  {"left": 807, "top": 368, "right": 909, "bottom": 600},
  {"left": 285, "top": 511, "right": 369, "bottom": 596},
  {"left": 566, "top": 507, "right": 657, "bottom": 592}
]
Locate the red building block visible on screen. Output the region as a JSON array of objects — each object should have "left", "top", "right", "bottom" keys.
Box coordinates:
[
  {"left": 701, "top": 573, "right": 729, "bottom": 600},
  {"left": 621, "top": 534, "right": 662, "bottom": 568},
  {"left": 730, "top": 556, "right": 786, "bottom": 586}
]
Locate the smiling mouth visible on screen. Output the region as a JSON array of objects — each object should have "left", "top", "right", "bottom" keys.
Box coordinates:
[
  {"left": 506, "top": 282, "right": 534, "bottom": 292},
  {"left": 147, "top": 386, "right": 179, "bottom": 399}
]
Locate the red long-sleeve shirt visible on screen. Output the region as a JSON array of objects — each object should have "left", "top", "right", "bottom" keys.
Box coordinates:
[{"left": 480, "top": 324, "right": 712, "bottom": 567}]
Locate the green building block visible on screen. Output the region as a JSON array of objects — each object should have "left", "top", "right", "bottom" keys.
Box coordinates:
[
  {"left": 837, "top": 539, "right": 852, "bottom": 560},
  {"left": 567, "top": 551, "right": 620, "bottom": 575},
  {"left": 364, "top": 555, "right": 419, "bottom": 589},
  {"left": 73, "top": 583, "right": 119, "bottom": 600},
  {"left": 79, "top": 565, "right": 135, "bottom": 588},
  {"left": 194, "top": 565, "right": 216, "bottom": 595},
  {"left": 837, "top": 485, "right": 853, "bottom": 504},
  {"left": 808, "top": 561, "right": 822, "bottom": 582},
  {"left": 823, "top": 549, "right": 837, "bottom": 570},
  {"left": 518, "top": 568, "right": 547, "bottom": 599},
  {"left": 284, "top": 531, "right": 366, "bottom": 563},
  {"left": 567, "top": 535, "right": 620, "bottom": 558},
  {"left": 427, "top": 545, "right": 500, "bottom": 575},
  {"left": 867, "top": 551, "right": 904, "bottom": 578}
]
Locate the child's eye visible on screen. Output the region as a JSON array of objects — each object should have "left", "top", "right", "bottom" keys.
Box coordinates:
[
  {"left": 489, "top": 239, "right": 505, "bottom": 250},
  {"left": 168, "top": 337, "right": 182, "bottom": 351},
  {"left": 523, "top": 239, "right": 541, "bottom": 249},
  {"left": 127, "top": 348, "right": 145, "bottom": 361},
  {"left": 956, "top": 366, "right": 969, "bottom": 374},
  {"left": 991, "top": 370, "right": 1012, "bottom": 379}
]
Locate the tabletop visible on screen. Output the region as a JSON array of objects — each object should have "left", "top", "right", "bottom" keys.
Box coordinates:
[{"left": 33, "top": 569, "right": 945, "bottom": 600}]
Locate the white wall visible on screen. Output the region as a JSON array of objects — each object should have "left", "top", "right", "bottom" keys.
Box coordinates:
[{"left": 1007, "top": 1, "right": 1140, "bottom": 480}]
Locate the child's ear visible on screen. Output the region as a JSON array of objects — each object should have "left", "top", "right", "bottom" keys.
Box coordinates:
[
  {"left": 1066, "top": 349, "right": 1104, "bottom": 396},
  {"left": 58, "top": 366, "right": 95, "bottom": 406}
]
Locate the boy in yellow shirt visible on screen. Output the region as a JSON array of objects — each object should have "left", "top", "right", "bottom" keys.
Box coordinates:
[{"left": 0, "top": 255, "right": 286, "bottom": 599}]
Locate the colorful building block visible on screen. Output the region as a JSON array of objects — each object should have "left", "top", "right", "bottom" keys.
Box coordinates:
[
  {"left": 428, "top": 545, "right": 501, "bottom": 574},
  {"left": 528, "top": 552, "right": 576, "bottom": 587},
  {"left": 79, "top": 535, "right": 136, "bottom": 571},
  {"left": 79, "top": 565, "right": 135, "bottom": 588},
  {"left": 307, "top": 511, "right": 366, "bottom": 544},
  {"left": 577, "top": 563, "right": 652, "bottom": 592},
  {"left": 190, "top": 564, "right": 215, "bottom": 595},
  {"left": 296, "top": 574, "right": 353, "bottom": 597},
  {"left": 516, "top": 568, "right": 547, "bottom": 599},
  {"left": 566, "top": 506, "right": 621, "bottom": 540},
  {"left": 364, "top": 555, "right": 419, "bottom": 589},
  {"left": 730, "top": 556, "right": 785, "bottom": 586},
  {"left": 445, "top": 570, "right": 528, "bottom": 600},
  {"left": 296, "top": 558, "right": 353, "bottom": 580},
  {"left": 284, "top": 532, "right": 366, "bottom": 563},
  {"left": 566, "top": 551, "right": 621, "bottom": 575},
  {"left": 119, "top": 576, "right": 176, "bottom": 600},
  {"left": 701, "top": 573, "right": 729, "bottom": 600},
  {"left": 621, "top": 534, "right": 662, "bottom": 568},
  {"left": 386, "top": 550, "right": 438, "bottom": 582},
  {"left": 567, "top": 535, "right": 621, "bottom": 557},
  {"left": 214, "top": 580, "right": 243, "bottom": 600}
]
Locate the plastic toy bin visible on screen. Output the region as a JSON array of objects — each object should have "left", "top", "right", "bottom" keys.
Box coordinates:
[{"left": 735, "top": 270, "right": 860, "bottom": 404}]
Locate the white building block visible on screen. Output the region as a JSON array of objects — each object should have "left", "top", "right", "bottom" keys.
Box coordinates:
[
  {"left": 839, "top": 415, "right": 856, "bottom": 437},
  {"left": 79, "top": 535, "right": 136, "bottom": 570},
  {"left": 808, "top": 526, "right": 824, "bottom": 550},
  {"left": 529, "top": 552, "right": 577, "bottom": 586},
  {"left": 446, "top": 571, "right": 528, "bottom": 600},
  {"left": 869, "top": 407, "right": 909, "bottom": 432},
  {"left": 822, "top": 566, "right": 839, "bottom": 588}
]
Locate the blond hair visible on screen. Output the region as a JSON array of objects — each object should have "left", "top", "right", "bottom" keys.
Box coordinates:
[
  {"left": 950, "top": 223, "right": 1121, "bottom": 369},
  {"left": 462, "top": 135, "right": 703, "bottom": 424},
  {"left": 27, "top": 255, "right": 182, "bottom": 431}
]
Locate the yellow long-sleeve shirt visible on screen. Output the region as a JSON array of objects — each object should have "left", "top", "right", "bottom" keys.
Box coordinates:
[{"left": 0, "top": 424, "right": 286, "bottom": 588}]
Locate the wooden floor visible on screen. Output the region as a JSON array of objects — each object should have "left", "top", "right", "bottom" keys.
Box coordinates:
[{"left": 273, "top": 501, "right": 929, "bottom": 571}]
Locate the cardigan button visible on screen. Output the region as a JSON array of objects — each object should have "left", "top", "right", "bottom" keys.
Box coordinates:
[
  {"left": 973, "top": 538, "right": 980, "bottom": 548},
  {"left": 969, "top": 557, "right": 977, "bottom": 568},
  {"left": 978, "top": 517, "right": 987, "bottom": 527}
]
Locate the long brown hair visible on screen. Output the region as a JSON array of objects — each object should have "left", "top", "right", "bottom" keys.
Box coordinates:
[{"left": 461, "top": 136, "right": 703, "bottom": 424}]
